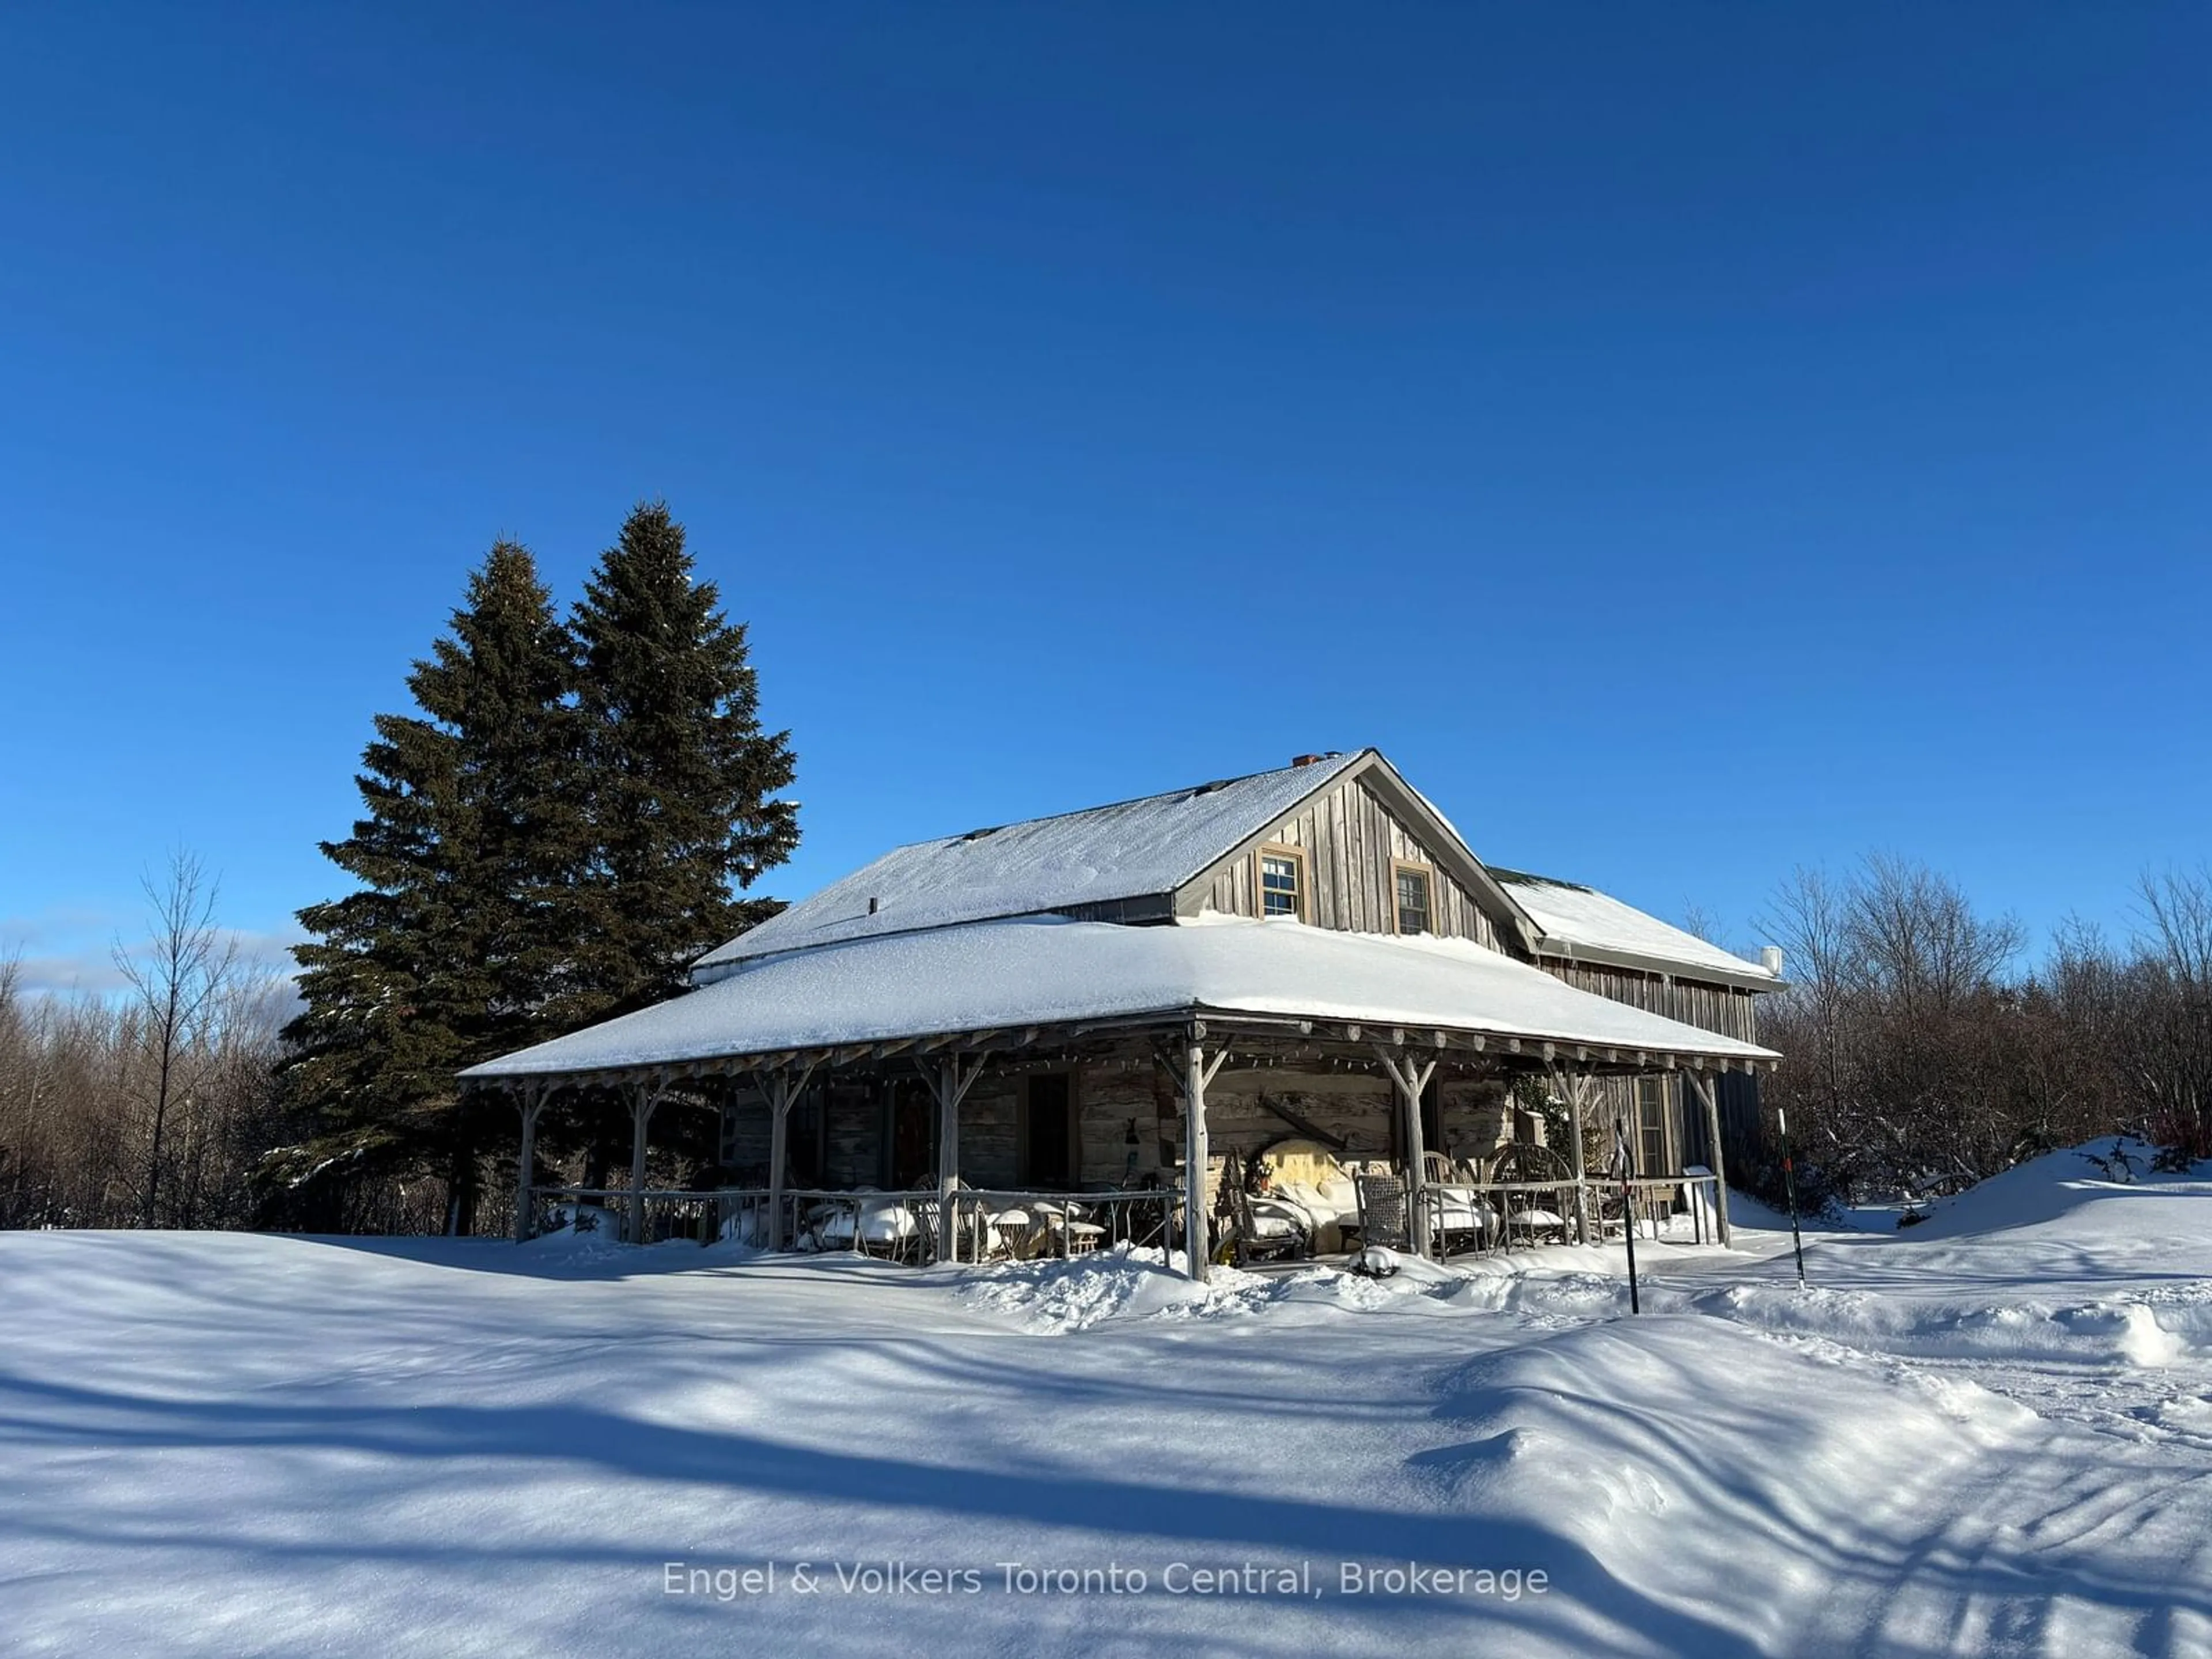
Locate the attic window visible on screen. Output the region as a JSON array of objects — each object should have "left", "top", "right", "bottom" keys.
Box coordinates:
[
  {"left": 1393, "top": 862, "right": 1433, "bottom": 935},
  {"left": 1257, "top": 844, "right": 1306, "bottom": 921}
]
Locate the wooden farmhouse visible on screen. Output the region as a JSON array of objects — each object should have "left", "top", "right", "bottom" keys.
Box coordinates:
[{"left": 464, "top": 749, "right": 1783, "bottom": 1279}]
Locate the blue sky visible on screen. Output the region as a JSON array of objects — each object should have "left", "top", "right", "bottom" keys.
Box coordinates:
[{"left": 2, "top": 4, "right": 2206, "bottom": 990}]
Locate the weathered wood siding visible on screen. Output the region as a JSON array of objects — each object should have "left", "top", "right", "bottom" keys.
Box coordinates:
[
  {"left": 724, "top": 1059, "right": 1546, "bottom": 1187},
  {"left": 1582, "top": 1074, "right": 1675, "bottom": 1176},
  {"left": 1076, "top": 1060, "right": 1521, "bottom": 1179},
  {"left": 1190, "top": 777, "right": 1499, "bottom": 946},
  {"left": 1539, "top": 961, "right": 1762, "bottom": 1045},
  {"left": 721, "top": 1076, "right": 1027, "bottom": 1189},
  {"left": 1532, "top": 964, "right": 1763, "bottom": 1176}
]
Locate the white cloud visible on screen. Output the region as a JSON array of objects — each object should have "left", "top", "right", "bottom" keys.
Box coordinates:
[{"left": 3, "top": 912, "right": 306, "bottom": 1001}]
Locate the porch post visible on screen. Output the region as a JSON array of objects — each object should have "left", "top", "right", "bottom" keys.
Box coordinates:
[
  {"left": 1553, "top": 1066, "right": 1592, "bottom": 1247},
  {"left": 1374, "top": 1045, "right": 1437, "bottom": 1259},
  {"left": 937, "top": 1059, "right": 961, "bottom": 1264},
  {"left": 1685, "top": 1066, "right": 1733, "bottom": 1247},
  {"left": 1159, "top": 1029, "right": 1227, "bottom": 1282},
  {"left": 627, "top": 1080, "right": 663, "bottom": 1244},
  {"left": 767, "top": 1071, "right": 792, "bottom": 1249},
  {"left": 1183, "top": 1035, "right": 1211, "bottom": 1282},
  {"left": 918, "top": 1052, "right": 987, "bottom": 1264},
  {"left": 512, "top": 1081, "right": 549, "bottom": 1243}
]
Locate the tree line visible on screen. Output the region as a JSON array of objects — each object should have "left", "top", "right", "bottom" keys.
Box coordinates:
[
  {"left": 7, "top": 520, "right": 2205, "bottom": 1227},
  {"left": 0, "top": 501, "right": 797, "bottom": 1234},
  {"left": 1752, "top": 857, "right": 2212, "bottom": 1209},
  {"left": 0, "top": 855, "right": 290, "bottom": 1229}
]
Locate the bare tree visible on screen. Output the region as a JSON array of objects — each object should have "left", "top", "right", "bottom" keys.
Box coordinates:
[
  {"left": 2119, "top": 869, "right": 2212, "bottom": 1158},
  {"left": 1757, "top": 856, "right": 2047, "bottom": 1202},
  {"left": 113, "top": 851, "right": 238, "bottom": 1229}
]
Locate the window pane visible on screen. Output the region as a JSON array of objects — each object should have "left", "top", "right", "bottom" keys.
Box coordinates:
[
  {"left": 1260, "top": 853, "right": 1300, "bottom": 917},
  {"left": 1395, "top": 869, "right": 1430, "bottom": 934},
  {"left": 1637, "top": 1078, "right": 1668, "bottom": 1174}
]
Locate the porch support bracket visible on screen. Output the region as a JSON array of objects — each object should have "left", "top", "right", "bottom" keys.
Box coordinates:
[
  {"left": 1682, "top": 1065, "right": 1734, "bottom": 1247},
  {"left": 1179, "top": 1029, "right": 1229, "bottom": 1283},
  {"left": 512, "top": 1080, "right": 552, "bottom": 1243},
  {"left": 919, "top": 1052, "right": 991, "bottom": 1263},
  {"left": 1373, "top": 1044, "right": 1438, "bottom": 1259},
  {"left": 749, "top": 1057, "right": 821, "bottom": 1251},
  {"left": 626, "top": 1075, "right": 671, "bottom": 1244},
  {"left": 1547, "top": 1062, "right": 1597, "bottom": 1246}
]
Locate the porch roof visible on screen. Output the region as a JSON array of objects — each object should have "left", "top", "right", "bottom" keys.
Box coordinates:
[
  {"left": 1491, "top": 867, "right": 1783, "bottom": 990},
  {"left": 463, "top": 915, "right": 1778, "bottom": 1085}
]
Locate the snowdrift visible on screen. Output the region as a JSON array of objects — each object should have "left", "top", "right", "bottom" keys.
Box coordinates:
[{"left": 3, "top": 1142, "right": 2207, "bottom": 1657}]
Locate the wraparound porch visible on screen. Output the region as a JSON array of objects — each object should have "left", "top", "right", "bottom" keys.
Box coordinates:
[{"left": 475, "top": 1006, "right": 1766, "bottom": 1280}]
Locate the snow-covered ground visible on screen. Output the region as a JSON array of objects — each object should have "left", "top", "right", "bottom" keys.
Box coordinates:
[{"left": 5, "top": 1143, "right": 2208, "bottom": 1657}]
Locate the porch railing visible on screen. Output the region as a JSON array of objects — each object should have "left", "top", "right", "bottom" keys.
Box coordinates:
[
  {"left": 522, "top": 1183, "right": 1179, "bottom": 1266},
  {"left": 1417, "top": 1173, "right": 1725, "bottom": 1255},
  {"left": 522, "top": 1173, "right": 1722, "bottom": 1265}
]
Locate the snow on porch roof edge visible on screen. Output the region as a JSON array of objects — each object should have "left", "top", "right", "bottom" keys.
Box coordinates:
[{"left": 463, "top": 916, "right": 1778, "bottom": 1084}]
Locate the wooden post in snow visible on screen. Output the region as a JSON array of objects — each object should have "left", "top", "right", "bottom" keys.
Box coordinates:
[
  {"left": 1552, "top": 1066, "right": 1593, "bottom": 1248},
  {"left": 1684, "top": 1066, "right": 1733, "bottom": 1247},
  {"left": 512, "top": 1082, "right": 549, "bottom": 1243},
  {"left": 937, "top": 1060, "right": 961, "bottom": 1264},
  {"left": 1181, "top": 1028, "right": 1228, "bottom": 1282},
  {"left": 627, "top": 1080, "right": 664, "bottom": 1244},
  {"left": 1374, "top": 1044, "right": 1438, "bottom": 1259},
  {"left": 766, "top": 1071, "right": 792, "bottom": 1250},
  {"left": 922, "top": 1053, "right": 987, "bottom": 1265},
  {"left": 1615, "top": 1118, "right": 1641, "bottom": 1315},
  {"left": 755, "top": 1059, "right": 817, "bottom": 1251}
]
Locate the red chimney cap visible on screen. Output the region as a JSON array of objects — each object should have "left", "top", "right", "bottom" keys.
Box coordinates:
[{"left": 1291, "top": 753, "right": 1324, "bottom": 767}]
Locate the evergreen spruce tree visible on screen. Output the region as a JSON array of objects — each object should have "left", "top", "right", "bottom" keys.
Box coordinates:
[
  {"left": 279, "top": 542, "right": 588, "bottom": 1223},
  {"left": 568, "top": 501, "right": 799, "bottom": 1021}
]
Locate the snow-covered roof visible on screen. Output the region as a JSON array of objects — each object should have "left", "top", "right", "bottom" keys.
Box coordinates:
[
  {"left": 695, "top": 752, "right": 1365, "bottom": 971},
  {"left": 466, "top": 915, "right": 1777, "bottom": 1081},
  {"left": 1491, "top": 869, "right": 1781, "bottom": 989}
]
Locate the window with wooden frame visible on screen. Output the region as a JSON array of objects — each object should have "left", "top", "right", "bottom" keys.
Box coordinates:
[
  {"left": 1392, "top": 860, "right": 1434, "bottom": 935},
  {"left": 1635, "top": 1075, "right": 1671, "bottom": 1176},
  {"left": 1255, "top": 843, "right": 1307, "bottom": 921}
]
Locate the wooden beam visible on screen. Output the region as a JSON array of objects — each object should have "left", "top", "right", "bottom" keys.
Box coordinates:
[
  {"left": 511, "top": 1081, "right": 550, "bottom": 1243},
  {"left": 1252, "top": 1094, "right": 1349, "bottom": 1152},
  {"left": 626, "top": 1080, "right": 665, "bottom": 1245},
  {"left": 1372, "top": 1043, "right": 1438, "bottom": 1259},
  {"left": 1547, "top": 1063, "right": 1592, "bottom": 1245},
  {"left": 922, "top": 1050, "right": 991, "bottom": 1262},
  {"left": 1184, "top": 1032, "right": 1218, "bottom": 1282},
  {"left": 1683, "top": 1066, "right": 1733, "bottom": 1247}
]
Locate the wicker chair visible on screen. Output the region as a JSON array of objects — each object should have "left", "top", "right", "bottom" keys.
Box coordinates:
[{"left": 1350, "top": 1172, "right": 1412, "bottom": 1254}]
